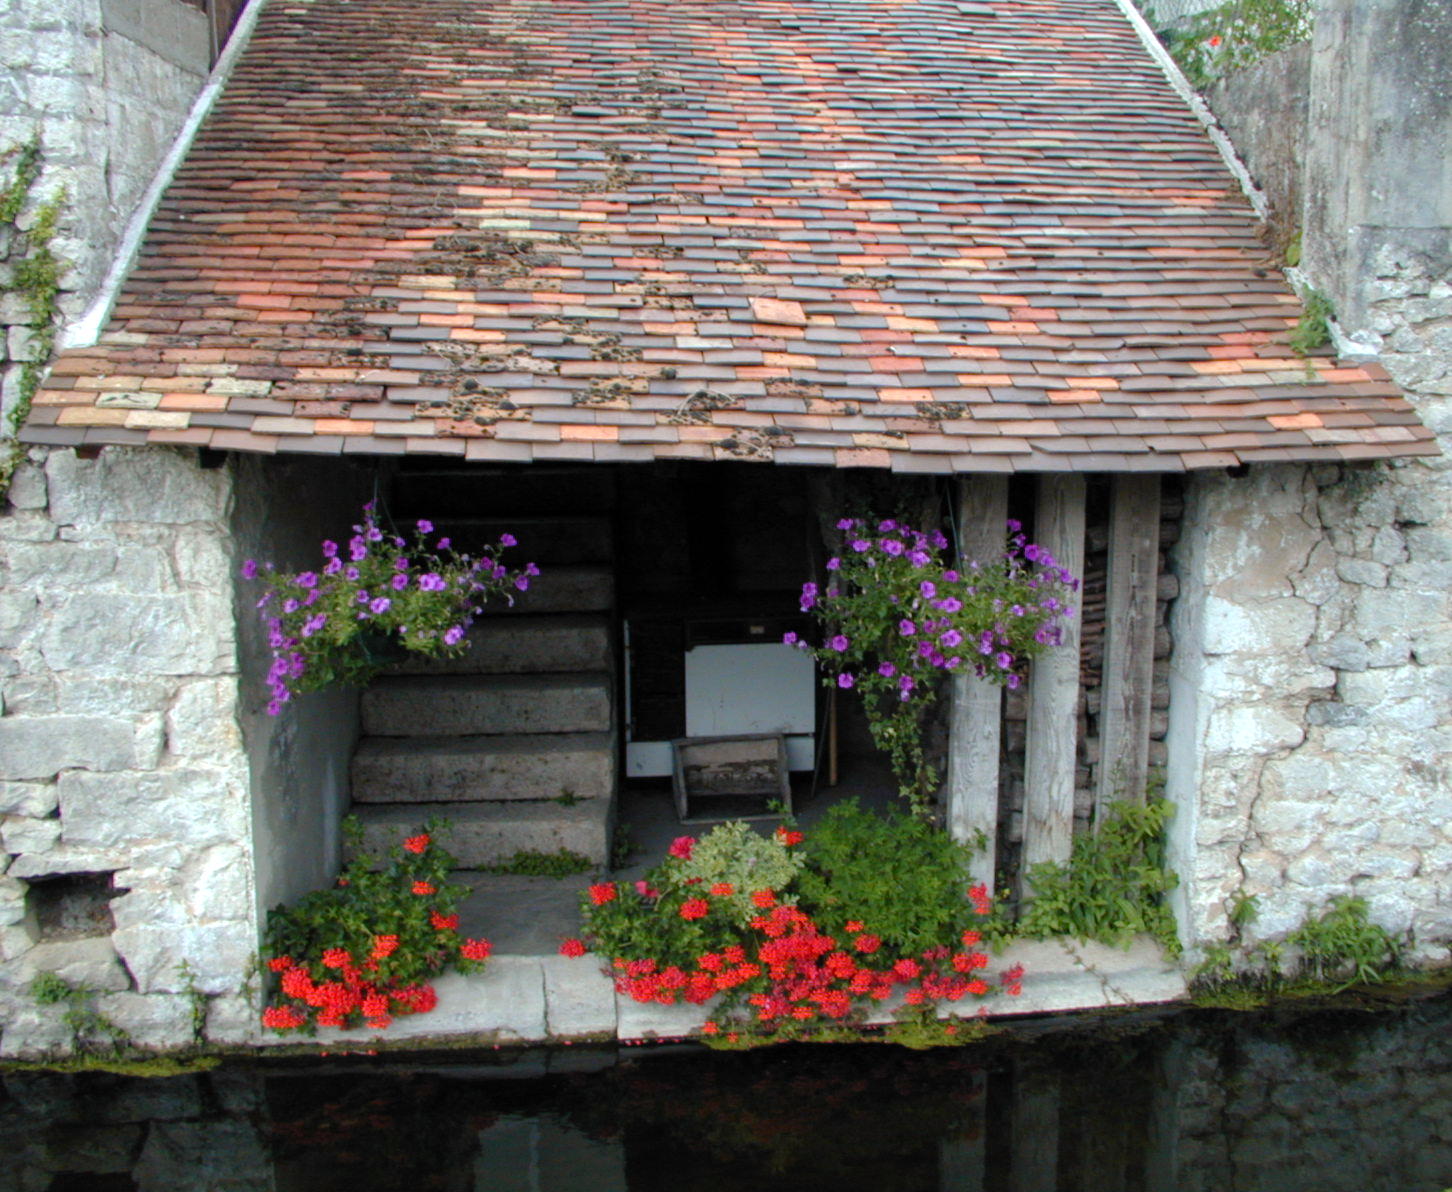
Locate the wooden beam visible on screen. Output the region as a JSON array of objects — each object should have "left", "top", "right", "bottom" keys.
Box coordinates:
[
  {"left": 947, "top": 475, "right": 1008, "bottom": 889},
  {"left": 1021, "top": 474, "right": 1086, "bottom": 897},
  {"left": 1096, "top": 474, "right": 1162, "bottom": 815}
]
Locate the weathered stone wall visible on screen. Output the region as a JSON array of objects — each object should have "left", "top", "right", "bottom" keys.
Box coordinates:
[
  {"left": 0, "top": 446, "right": 257, "bottom": 1056},
  {"left": 1167, "top": 0, "right": 1452, "bottom": 963},
  {"left": 0, "top": 0, "right": 209, "bottom": 426},
  {"left": 230, "top": 453, "right": 372, "bottom": 921}
]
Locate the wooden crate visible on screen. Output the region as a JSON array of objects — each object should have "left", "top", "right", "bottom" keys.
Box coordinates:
[{"left": 670, "top": 733, "right": 792, "bottom": 824}]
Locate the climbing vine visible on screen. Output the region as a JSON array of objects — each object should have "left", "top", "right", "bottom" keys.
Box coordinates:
[{"left": 0, "top": 134, "right": 65, "bottom": 497}]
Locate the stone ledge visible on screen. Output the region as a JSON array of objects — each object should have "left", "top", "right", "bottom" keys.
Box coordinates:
[{"left": 248, "top": 935, "right": 1188, "bottom": 1052}]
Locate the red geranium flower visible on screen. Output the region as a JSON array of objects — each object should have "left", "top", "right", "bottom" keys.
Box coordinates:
[
  {"left": 321, "top": 947, "right": 350, "bottom": 970},
  {"left": 403, "top": 834, "right": 430, "bottom": 854},
  {"left": 774, "top": 826, "right": 804, "bottom": 846},
  {"left": 267, "top": 956, "right": 292, "bottom": 972},
  {"left": 589, "top": 882, "right": 617, "bottom": 906},
  {"left": 854, "top": 933, "right": 881, "bottom": 954},
  {"left": 262, "top": 1005, "right": 305, "bottom": 1030},
  {"left": 680, "top": 898, "right": 710, "bottom": 921},
  {"left": 845, "top": 920, "right": 864, "bottom": 933},
  {"left": 668, "top": 835, "right": 696, "bottom": 860},
  {"left": 371, "top": 934, "right": 399, "bottom": 960},
  {"left": 460, "top": 938, "right": 492, "bottom": 961},
  {"left": 709, "top": 882, "right": 734, "bottom": 897},
  {"left": 412, "top": 881, "right": 436, "bottom": 896},
  {"left": 559, "top": 937, "right": 587, "bottom": 958},
  {"left": 750, "top": 889, "right": 776, "bottom": 908},
  {"left": 430, "top": 911, "right": 459, "bottom": 932}
]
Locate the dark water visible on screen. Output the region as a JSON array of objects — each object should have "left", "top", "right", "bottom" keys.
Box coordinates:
[{"left": 4, "top": 992, "right": 1451, "bottom": 1192}]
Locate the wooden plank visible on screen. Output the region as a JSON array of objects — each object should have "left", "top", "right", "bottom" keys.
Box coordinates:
[
  {"left": 1096, "top": 474, "right": 1162, "bottom": 815},
  {"left": 947, "top": 475, "right": 1008, "bottom": 889},
  {"left": 1021, "top": 474, "right": 1086, "bottom": 898}
]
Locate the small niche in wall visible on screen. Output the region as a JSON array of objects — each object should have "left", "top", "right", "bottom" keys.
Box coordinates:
[{"left": 28, "top": 872, "right": 118, "bottom": 942}]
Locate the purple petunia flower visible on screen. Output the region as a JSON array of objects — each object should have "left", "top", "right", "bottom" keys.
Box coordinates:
[
  {"left": 938, "top": 597, "right": 962, "bottom": 613},
  {"left": 800, "top": 582, "right": 818, "bottom": 612},
  {"left": 908, "top": 550, "right": 930, "bottom": 567},
  {"left": 919, "top": 580, "right": 936, "bottom": 599},
  {"left": 838, "top": 672, "right": 855, "bottom": 689},
  {"left": 356, "top": 590, "right": 370, "bottom": 604},
  {"left": 514, "top": 576, "right": 530, "bottom": 591},
  {"left": 241, "top": 559, "right": 258, "bottom": 580},
  {"left": 825, "top": 557, "right": 840, "bottom": 571},
  {"left": 836, "top": 517, "right": 855, "bottom": 531},
  {"left": 418, "top": 519, "right": 434, "bottom": 535},
  {"left": 996, "top": 652, "right": 1013, "bottom": 669},
  {"left": 850, "top": 539, "right": 871, "bottom": 553},
  {"left": 940, "top": 629, "right": 963, "bottom": 649},
  {"left": 878, "top": 661, "right": 897, "bottom": 677},
  {"left": 444, "top": 625, "right": 465, "bottom": 646},
  {"left": 830, "top": 634, "right": 850, "bottom": 652},
  {"left": 391, "top": 573, "right": 408, "bottom": 590},
  {"left": 881, "top": 538, "right": 904, "bottom": 556},
  {"left": 899, "top": 619, "right": 916, "bottom": 637},
  {"left": 783, "top": 631, "right": 799, "bottom": 646},
  {"left": 370, "top": 597, "right": 391, "bottom": 615},
  {"left": 500, "top": 533, "right": 517, "bottom": 547},
  {"left": 296, "top": 572, "right": 318, "bottom": 590}
]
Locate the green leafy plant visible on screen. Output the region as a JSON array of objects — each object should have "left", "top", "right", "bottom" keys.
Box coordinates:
[
  {"left": 260, "top": 818, "right": 492, "bottom": 1033},
  {"left": 485, "top": 848, "right": 593, "bottom": 878},
  {"left": 242, "top": 503, "right": 538, "bottom": 714},
  {"left": 1288, "top": 895, "right": 1399, "bottom": 989},
  {"left": 29, "top": 972, "right": 129, "bottom": 1055},
  {"left": 1289, "top": 289, "right": 1334, "bottom": 356},
  {"left": 571, "top": 811, "right": 1017, "bottom": 1043},
  {"left": 797, "top": 517, "right": 1078, "bottom": 815},
  {"left": 795, "top": 799, "right": 981, "bottom": 957},
  {"left": 1018, "top": 799, "right": 1181, "bottom": 953},
  {"left": 0, "top": 135, "right": 65, "bottom": 496}
]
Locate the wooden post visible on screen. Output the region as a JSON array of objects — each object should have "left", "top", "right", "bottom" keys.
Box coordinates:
[
  {"left": 1020, "top": 475, "right": 1085, "bottom": 899},
  {"left": 947, "top": 475, "right": 1008, "bottom": 890},
  {"left": 1096, "top": 474, "right": 1162, "bottom": 816},
  {"left": 938, "top": 1071, "right": 987, "bottom": 1192}
]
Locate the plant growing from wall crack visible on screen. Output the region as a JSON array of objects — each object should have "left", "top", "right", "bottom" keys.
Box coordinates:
[{"left": 0, "top": 135, "right": 65, "bottom": 497}]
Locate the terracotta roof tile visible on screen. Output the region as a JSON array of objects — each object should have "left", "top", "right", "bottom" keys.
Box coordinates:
[{"left": 24, "top": 0, "right": 1436, "bottom": 471}]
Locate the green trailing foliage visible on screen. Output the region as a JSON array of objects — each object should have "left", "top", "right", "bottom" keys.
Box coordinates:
[
  {"left": 1016, "top": 799, "right": 1181, "bottom": 954},
  {"left": 0, "top": 135, "right": 65, "bottom": 497}
]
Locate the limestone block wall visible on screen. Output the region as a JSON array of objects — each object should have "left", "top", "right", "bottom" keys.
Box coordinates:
[{"left": 0, "top": 445, "right": 257, "bottom": 1056}]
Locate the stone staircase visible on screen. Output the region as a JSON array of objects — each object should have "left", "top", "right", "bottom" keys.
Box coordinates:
[{"left": 349, "top": 467, "right": 618, "bottom": 866}]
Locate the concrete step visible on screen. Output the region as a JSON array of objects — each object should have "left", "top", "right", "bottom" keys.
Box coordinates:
[
  {"left": 352, "top": 732, "right": 614, "bottom": 804},
  {"left": 442, "top": 517, "right": 613, "bottom": 565},
  {"left": 350, "top": 799, "right": 614, "bottom": 867},
  {"left": 391, "top": 615, "right": 612, "bottom": 677},
  {"left": 362, "top": 673, "right": 612, "bottom": 737},
  {"left": 391, "top": 466, "right": 616, "bottom": 520},
  {"left": 505, "top": 565, "right": 613, "bottom": 615}
]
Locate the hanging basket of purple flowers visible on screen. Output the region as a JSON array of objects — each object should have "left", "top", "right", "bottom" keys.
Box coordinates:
[
  {"left": 240, "top": 503, "right": 538, "bottom": 715},
  {"left": 793, "top": 517, "right": 1078, "bottom": 817}
]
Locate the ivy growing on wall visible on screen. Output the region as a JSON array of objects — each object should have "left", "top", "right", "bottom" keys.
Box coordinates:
[
  {"left": 0, "top": 134, "right": 65, "bottom": 496},
  {"left": 1143, "top": 0, "right": 1312, "bottom": 88}
]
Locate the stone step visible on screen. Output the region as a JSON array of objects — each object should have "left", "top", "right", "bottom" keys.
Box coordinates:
[
  {"left": 391, "top": 466, "right": 616, "bottom": 520},
  {"left": 352, "top": 732, "right": 614, "bottom": 804},
  {"left": 362, "top": 673, "right": 612, "bottom": 737},
  {"left": 350, "top": 799, "right": 614, "bottom": 866},
  {"left": 505, "top": 565, "right": 613, "bottom": 614},
  {"left": 440, "top": 517, "right": 613, "bottom": 565},
  {"left": 391, "top": 614, "right": 612, "bottom": 676}
]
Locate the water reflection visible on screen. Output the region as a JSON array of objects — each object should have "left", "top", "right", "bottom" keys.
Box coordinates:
[{"left": 3, "top": 993, "right": 1450, "bottom": 1191}]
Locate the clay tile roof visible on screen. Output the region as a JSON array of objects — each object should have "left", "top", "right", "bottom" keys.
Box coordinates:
[{"left": 25, "top": 0, "right": 1438, "bottom": 471}]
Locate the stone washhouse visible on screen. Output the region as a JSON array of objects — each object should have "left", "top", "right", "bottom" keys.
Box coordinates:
[{"left": 0, "top": 0, "right": 1448, "bottom": 1054}]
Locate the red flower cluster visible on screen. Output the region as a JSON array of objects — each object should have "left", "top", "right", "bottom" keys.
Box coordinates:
[
  {"left": 460, "top": 938, "right": 492, "bottom": 961},
  {"left": 265, "top": 949, "right": 440, "bottom": 1032},
  {"left": 403, "top": 834, "right": 431, "bottom": 855},
  {"left": 774, "top": 826, "right": 805, "bottom": 847},
  {"left": 679, "top": 897, "right": 710, "bottom": 921},
  {"left": 968, "top": 883, "right": 993, "bottom": 916},
  {"left": 559, "top": 937, "right": 587, "bottom": 958},
  {"left": 604, "top": 902, "right": 1006, "bottom": 1037},
  {"left": 589, "top": 882, "right": 618, "bottom": 906}
]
